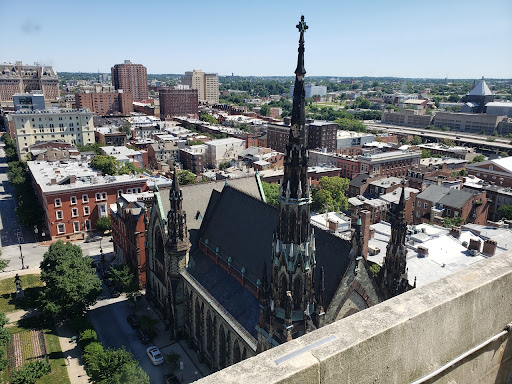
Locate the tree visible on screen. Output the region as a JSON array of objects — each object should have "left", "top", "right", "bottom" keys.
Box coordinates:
[
  {"left": 200, "top": 113, "right": 218, "bottom": 125},
  {"left": 96, "top": 216, "right": 111, "bottom": 233},
  {"left": 497, "top": 204, "right": 512, "bottom": 220},
  {"left": 499, "top": 152, "right": 509, "bottom": 157},
  {"left": 0, "top": 250, "right": 9, "bottom": 272},
  {"left": 262, "top": 182, "right": 279, "bottom": 208},
  {"left": 166, "top": 352, "right": 181, "bottom": 371},
  {"left": 219, "top": 161, "right": 230, "bottom": 171},
  {"left": 111, "top": 362, "right": 149, "bottom": 384},
  {"left": 90, "top": 155, "right": 119, "bottom": 175},
  {"left": 311, "top": 176, "right": 349, "bottom": 212},
  {"left": 442, "top": 138, "right": 455, "bottom": 147},
  {"left": 119, "top": 121, "right": 132, "bottom": 135},
  {"left": 39, "top": 241, "right": 102, "bottom": 318},
  {"left": 470, "top": 154, "right": 486, "bottom": 163},
  {"left": 443, "top": 217, "right": 465, "bottom": 228},
  {"left": 86, "top": 347, "right": 134, "bottom": 383},
  {"left": 411, "top": 135, "right": 422, "bottom": 145},
  {"left": 177, "top": 170, "right": 196, "bottom": 185},
  {"left": 421, "top": 149, "right": 432, "bottom": 159},
  {"left": 334, "top": 117, "right": 366, "bottom": 132},
  {"left": 259, "top": 104, "right": 270, "bottom": 116},
  {"left": 399, "top": 137, "right": 409, "bottom": 145},
  {"left": 110, "top": 265, "right": 137, "bottom": 293}
]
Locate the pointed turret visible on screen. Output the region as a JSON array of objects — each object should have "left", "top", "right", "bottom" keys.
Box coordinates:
[{"left": 166, "top": 170, "right": 189, "bottom": 255}]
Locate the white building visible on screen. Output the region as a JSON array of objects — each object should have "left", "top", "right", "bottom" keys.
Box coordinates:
[
  {"left": 205, "top": 138, "right": 245, "bottom": 167},
  {"left": 12, "top": 108, "right": 94, "bottom": 156},
  {"left": 337, "top": 130, "right": 375, "bottom": 150},
  {"left": 289, "top": 83, "right": 327, "bottom": 98},
  {"left": 485, "top": 101, "right": 512, "bottom": 117},
  {"left": 100, "top": 145, "right": 143, "bottom": 167}
]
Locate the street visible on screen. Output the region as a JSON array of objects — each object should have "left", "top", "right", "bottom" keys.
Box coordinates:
[{"left": 0, "top": 142, "right": 112, "bottom": 271}]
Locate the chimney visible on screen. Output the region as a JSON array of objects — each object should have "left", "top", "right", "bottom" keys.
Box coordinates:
[
  {"left": 468, "top": 238, "right": 481, "bottom": 251},
  {"left": 360, "top": 209, "right": 371, "bottom": 260},
  {"left": 482, "top": 239, "right": 497, "bottom": 256},
  {"left": 70, "top": 175, "right": 76, "bottom": 184},
  {"left": 450, "top": 226, "right": 461, "bottom": 237},
  {"left": 50, "top": 178, "right": 57, "bottom": 185}
]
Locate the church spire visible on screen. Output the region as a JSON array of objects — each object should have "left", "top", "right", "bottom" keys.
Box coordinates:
[
  {"left": 166, "top": 170, "right": 188, "bottom": 252},
  {"left": 377, "top": 184, "right": 411, "bottom": 299}
]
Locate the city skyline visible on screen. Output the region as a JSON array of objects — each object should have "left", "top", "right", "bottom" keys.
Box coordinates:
[{"left": 0, "top": 0, "right": 511, "bottom": 79}]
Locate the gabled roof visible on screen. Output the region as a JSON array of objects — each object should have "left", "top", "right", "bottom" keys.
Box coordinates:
[
  {"left": 468, "top": 79, "right": 493, "bottom": 96},
  {"left": 196, "top": 185, "right": 353, "bottom": 311},
  {"left": 416, "top": 184, "right": 476, "bottom": 209},
  {"left": 349, "top": 173, "right": 370, "bottom": 188}
]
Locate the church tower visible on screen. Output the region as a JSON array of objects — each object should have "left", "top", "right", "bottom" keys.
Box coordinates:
[
  {"left": 165, "top": 170, "right": 190, "bottom": 338},
  {"left": 257, "top": 16, "right": 317, "bottom": 350},
  {"left": 377, "top": 186, "right": 411, "bottom": 299}
]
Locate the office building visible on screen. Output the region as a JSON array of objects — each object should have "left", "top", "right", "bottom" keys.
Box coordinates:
[
  {"left": 0, "top": 61, "right": 59, "bottom": 101},
  {"left": 111, "top": 60, "right": 148, "bottom": 101},
  {"left": 182, "top": 70, "right": 219, "bottom": 104},
  {"left": 289, "top": 83, "right": 327, "bottom": 98}
]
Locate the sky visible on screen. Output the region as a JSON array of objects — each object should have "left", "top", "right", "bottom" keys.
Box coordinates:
[{"left": 1, "top": 0, "right": 511, "bottom": 79}]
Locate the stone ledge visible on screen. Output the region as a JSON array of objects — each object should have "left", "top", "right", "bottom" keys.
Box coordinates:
[{"left": 197, "top": 251, "right": 512, "bottom": 383}]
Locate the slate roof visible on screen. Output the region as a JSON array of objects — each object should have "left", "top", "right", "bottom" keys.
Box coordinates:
[
  {"left": 195, "top": 185, "right": 353, "bottom": 313},
  {"left": 187, "top": 249, "right": 261, "bottom": 338},
  {"left": 158, "top": 175, "right": 262, "bottom": 249},
  {"left": 416, "top": 184, "right": 476, "bottom": 209},
  {"left": 349, "top": 173, "right": 370, "bottom": 189},
  {"left": 468, "top": 79, "right": 493, "bottom": 96}
]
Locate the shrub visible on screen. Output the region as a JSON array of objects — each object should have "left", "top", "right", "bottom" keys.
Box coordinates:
[{"left": 11, "top": 360, "right": 51, "bottom": 384}]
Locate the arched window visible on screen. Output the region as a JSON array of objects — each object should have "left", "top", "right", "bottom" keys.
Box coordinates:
[
  {"left": 218, "top": 325, "right": 226, "bottom": 369},
  {"left": 279, "top": 274, "right": 288, "bottom": 308},
  {"left": 194, "top": 298, "right": 201, "bottom": 341},
  {"left": 293, "top": 277, "right": 302, "bottom": 310},
  {"left": 233, "top": 340, "right": 241, "bottom": 364},
  {"left": 206, "top": 310, "right": 213, "bottom": 354}
]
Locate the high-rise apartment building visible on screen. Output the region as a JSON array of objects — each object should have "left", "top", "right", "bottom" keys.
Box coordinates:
[
  {"left": 111, "top": 60, "right": 148, "bottom": 101},
  {"left": 12, "top": 108, "right": 95, "bottom": 156},
  {"left": 159, "top": 88, "right": 198, "bottom": 118},
  {"left": 75, "top": 90, "right": 133, "bottom": 115},
  {"left": 181, "top": 70, "right": 219, "bottom": 104},
  {"left": 0, "top": 61, "right": 59, "bottom": 101}
]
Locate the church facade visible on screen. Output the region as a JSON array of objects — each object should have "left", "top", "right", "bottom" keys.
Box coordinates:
[{"left": 145, "top": 16, "right": 412, "bottom": 372}]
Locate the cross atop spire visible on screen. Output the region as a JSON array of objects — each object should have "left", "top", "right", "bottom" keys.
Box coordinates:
[{"left": 296, "top": 15, "right": 308, "bottom": 34}]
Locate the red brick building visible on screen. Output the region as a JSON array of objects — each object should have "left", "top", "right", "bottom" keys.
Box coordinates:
[
  {"left": 28, "top": 160, "right": 148, "bottom": 240},
  {"left": 159, "top": 88, "right": 198, "bottom": 119},
  {"left": 111, "top": 193, "right": 153, "bottom": 287},
  {"left": 414, "top": 184, "right": 488, "bottom": 225},
  {"left": 111, "top": 60, "right": 148, "bottom": 101},
  {"left": 75, "top": 91, "right": 133, "bottom": 115}
]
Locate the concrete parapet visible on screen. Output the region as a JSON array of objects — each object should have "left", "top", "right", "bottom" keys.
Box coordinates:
[{"left": 197, "top": 251, "right": 512, "bottom": 383}]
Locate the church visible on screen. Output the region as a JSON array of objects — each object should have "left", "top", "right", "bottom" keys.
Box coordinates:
[{"left": 145, "top": 16, "right": 412, "bottom": 371}]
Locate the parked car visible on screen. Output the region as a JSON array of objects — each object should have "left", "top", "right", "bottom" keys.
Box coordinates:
[
  {"left": 162, "top": 373, "right": 180, "bottom": 384},
  {"left": 85, "top": 236, "right": 102, "bottom": 243},
  {"left": 146, "top": 346, "right": 164, "bottom": 366},
  {"left": 110, "top": 289, "right": 121, "bottom": 298},
  {"left": 137, "top": 329, "right": 150, "bottom": 344},
  {"left": 127, "top": 314, "right": 140, "bottom": 329}
]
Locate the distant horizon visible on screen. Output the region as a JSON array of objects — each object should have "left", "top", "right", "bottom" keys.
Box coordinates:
[{"left": 1, "top": 0, "right": 511, "bottom": 79}]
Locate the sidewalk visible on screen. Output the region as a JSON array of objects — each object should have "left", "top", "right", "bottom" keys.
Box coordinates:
[{"left": 54, "top": 322, "right": 90, "bottom": 384}]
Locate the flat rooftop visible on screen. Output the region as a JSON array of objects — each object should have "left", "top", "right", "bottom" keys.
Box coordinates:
[{"left": 28, "top": 160, "right": 148, "bottom": 194}]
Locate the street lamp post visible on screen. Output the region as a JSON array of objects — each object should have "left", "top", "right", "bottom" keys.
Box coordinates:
[{"left": 34, "top": 226, "right": 38, "bottom": 242}]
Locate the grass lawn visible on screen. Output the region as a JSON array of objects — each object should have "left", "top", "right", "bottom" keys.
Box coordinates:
[
  {"left": 2, "top": 315, "right": 70, "bottom": 384},
  {"left": 0, "top": 274, "right": 44, "bottom": 313}
]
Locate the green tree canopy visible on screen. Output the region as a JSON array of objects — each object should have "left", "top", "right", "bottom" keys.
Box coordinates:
[
  {"left": 411, "top": 135, "right": 422, "bottom": 145},
  {"left": 96, "top": 216, "right": 111, "bottom": 233},
  {"left": 311, "top": 176, "right": 349, "bottom": 212},
  {"left": 334, "top": 118, "right": 366, "bottom": 132},
  {"left": 443, "top": 216, "right": 465, "bottom": 228},
  {"left": 421, "top": 149, "right": 432, "bottom": 158},
  {"left": 200, "top": 113, "right": 218, "bottom": 125},
  {"left": 177, "top": 170, "right": 196, "bottom": 185},
  {"left": 39, "top": 241, "right": 102, "bottom": 317},
  {"left": 259, "top": 104, "right": 271, "bottom": 116},
  {"left": 262, "top": 181, "right": 279, "bottom": 208},
  {"left": 497, "top": 204, "right": 512, "bottom": 220},
  {"left": 219, "top": 161, "right": 230, "bottom": 171},
  {"left": 110, "top": 265, "right": 137, "bottom": 293},
  {"left": 470, "top": 154, "right": 486, "bottom": 163},
  {"left": 90, "top": 155, "right": 118, "bottom": 175}
]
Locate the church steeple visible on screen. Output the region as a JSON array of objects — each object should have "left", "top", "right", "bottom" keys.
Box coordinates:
[
  {"left": 258, "top": 16, "right": 317, "bottom": 350},
  {"left": 377, "top": 185, "right": 411, "bottom": 299},
  {"left": 166, "top": 170, "right": 189, "bottom": 254}
]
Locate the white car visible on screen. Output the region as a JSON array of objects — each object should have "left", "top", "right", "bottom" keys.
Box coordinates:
[{"left": 146, "top": 346, "right": 164, "bottom": 366}]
